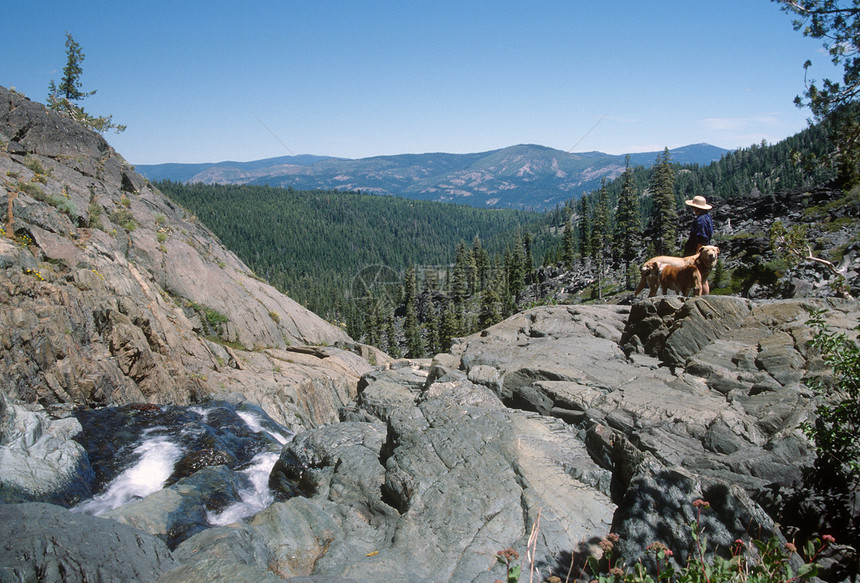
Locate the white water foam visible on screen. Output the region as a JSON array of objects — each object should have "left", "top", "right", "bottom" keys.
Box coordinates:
[
  {"left": 237, "top": 410, "right": 293, "bottom": 445},
  {"left": 206, "top": 450, "right": 280, "bottom": 526},
  {"left": 206, "top": 410, "right": 294, "bottom": 525},
  {"left": 73, "top": 436, "right": 183, "bottom": 516}
]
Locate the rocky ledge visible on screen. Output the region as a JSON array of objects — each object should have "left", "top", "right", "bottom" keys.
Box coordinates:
[{"left": 7, "top": 298, "right": 853, "bottom": 583}]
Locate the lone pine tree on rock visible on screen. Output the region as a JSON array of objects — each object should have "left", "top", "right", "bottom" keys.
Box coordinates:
[{"left": 47, "top": 32, "right": 125, "bottom": 134}]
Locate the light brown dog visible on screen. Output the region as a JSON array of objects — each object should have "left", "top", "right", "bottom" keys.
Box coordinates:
[
  {"left": 634, "top": 245, "right": 719, "bottom": 297},
  {"left": 660, "top": 263, "right": 702, "bottom": 296}
]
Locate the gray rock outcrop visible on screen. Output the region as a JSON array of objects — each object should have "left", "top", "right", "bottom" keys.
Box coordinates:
[
  {"left": 0, "top": 393, "right": 93, "bottom": 505},
  {"left": 148, "top": 299, "right": 856, "bottom": 582},
  {"left": 0, "top": 502, "right": 178, "bottom": 582},
  {"left": 0, "top": 85, "right": 384, "bottom": 429}
]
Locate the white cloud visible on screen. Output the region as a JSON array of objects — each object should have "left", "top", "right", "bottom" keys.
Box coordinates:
[{"left": 700, "top": 114, "right": 780, "bottom": 131}]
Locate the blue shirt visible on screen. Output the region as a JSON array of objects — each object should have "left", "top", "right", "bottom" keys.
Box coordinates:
[{"left": 689, "top": 212, "right": 713, "bottom": 245}]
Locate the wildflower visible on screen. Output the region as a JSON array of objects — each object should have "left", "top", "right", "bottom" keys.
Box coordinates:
[
  {"left": 822, "top": 534, "right": 836, "bottom": 544},
  {"left": 599, "top": 538, "right": 614, "bottom": 553},
  {"left": 734, "top": 539, "right": 745, "bottom": 548},
  {"left": 606, "top": 533, "right": 620, "bottom": 543},
  {"left": 497, "top": 548, "right": 519, "bottom": 562},
  {"left": 609, "top": 567, "right": 624, "bottom": 577},
  {"left": 692, "top": 499, "right": 710, "bottom": 509},
  {"left": 785, "top": 542, "right": 797, "bottom": 553},
  {"left": 664, "top": 549, "right": 674, "bottom": 557},
  {"left": 647, "top": 542, "right": 668, "bottom": 553}
]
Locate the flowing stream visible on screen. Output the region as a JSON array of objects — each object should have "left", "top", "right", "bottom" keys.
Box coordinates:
[{"left": 70, "top": 401, "right": 292, "bottom": 528}]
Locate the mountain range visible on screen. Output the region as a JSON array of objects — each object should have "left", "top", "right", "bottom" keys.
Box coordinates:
[{"left": 136, "top": 143, "right": 728, "bottom": 210}]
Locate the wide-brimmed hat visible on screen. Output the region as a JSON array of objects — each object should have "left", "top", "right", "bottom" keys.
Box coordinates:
[{"left": 685, "top": 195, "right": 712, "bottom": 210}]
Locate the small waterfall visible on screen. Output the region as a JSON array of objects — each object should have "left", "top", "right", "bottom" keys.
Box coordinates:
[
  {"left": 73, "top": 435, "right": 184, "bottom": 515},
  {"left": 71, "top": 401, "right": 292, "bottom": 530}
]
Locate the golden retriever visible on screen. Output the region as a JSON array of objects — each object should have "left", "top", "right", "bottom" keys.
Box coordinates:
[
  {"left": 660, "top": 263, "right": 702, "bottom": 296},
  {"left": 634, "top": 245, "right": 719, "bottom": 297}
]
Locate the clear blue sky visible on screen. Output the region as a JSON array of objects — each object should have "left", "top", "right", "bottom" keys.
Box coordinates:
[{"left": 2, "top": 1, "right": 840, "bottom": 165}]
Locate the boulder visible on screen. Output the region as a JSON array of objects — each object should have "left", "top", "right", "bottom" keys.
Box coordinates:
[
  {"left": 0, "top": 393, "right": 94, "bottom": 505},
  {"left": 0, "top": 502, "right": 178, "bottom": 582}
]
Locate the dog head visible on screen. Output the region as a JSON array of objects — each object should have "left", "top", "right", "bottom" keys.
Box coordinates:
[{"left": 696, "top": 245, "right": 719, "bottom": 268}]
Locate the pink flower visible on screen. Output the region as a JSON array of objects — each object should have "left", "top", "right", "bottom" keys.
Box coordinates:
[
  {"left": 785, "top": 542, "right": 797, "bottom": 553},
  {"left": 822, "top": 534, "right": 836, "bottom": 544},
  {"left": 692, "top": 499, "right": 711, "bottom": 510}
]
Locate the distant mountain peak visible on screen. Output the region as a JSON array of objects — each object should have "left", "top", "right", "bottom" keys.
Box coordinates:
[{"left": 137, "top": 143, "right": 729, "bottom": 210}]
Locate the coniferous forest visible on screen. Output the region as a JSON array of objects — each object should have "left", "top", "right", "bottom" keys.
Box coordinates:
[{"left": 157, "top": 123, "right": 836, "bottom": 357}]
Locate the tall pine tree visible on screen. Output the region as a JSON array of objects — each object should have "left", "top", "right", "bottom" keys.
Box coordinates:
[
  {"left": 614, "top": 155, "right": 642, "bottom": 289},
  {"left": 592, "top": 179, "right": 611, "bottom": 299},
  {"left": 649, "top": 147, "right": 677, "bottom": 255}
]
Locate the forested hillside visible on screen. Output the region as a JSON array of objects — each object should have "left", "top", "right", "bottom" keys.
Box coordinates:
[
  {"left": 156, "top": 182, "right": 546, "bottom": 320},
  {"left": 158, "top": 123, "right": 841, "bottom": 357}
]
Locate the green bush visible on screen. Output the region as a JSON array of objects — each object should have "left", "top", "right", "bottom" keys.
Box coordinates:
[
  {"left": 803, "top": 308, "right": 860, "bottom": 486},
  {"left": 110, "top": 207, "right": 137, "bottom": 231}
]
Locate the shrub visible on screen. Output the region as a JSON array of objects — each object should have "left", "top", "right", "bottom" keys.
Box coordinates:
[
  {"left": 803, "top": 308, "right": 860, "bottom": 486},
  {"left": 23, "top": 155, "right": 49, "bottom": 176},
  {"left": 87, "top": 202, "right": 103, "bottom": 229},
  {"left": 110, "top": 207, "right": 137, "bottom": 231}
]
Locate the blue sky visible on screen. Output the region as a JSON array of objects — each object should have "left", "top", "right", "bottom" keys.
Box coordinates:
[{"left": 2, "top": 1, "right": 841, "bottom": 165}]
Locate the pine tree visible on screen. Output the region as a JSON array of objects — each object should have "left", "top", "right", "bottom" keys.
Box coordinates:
[
  {"left": 506, "top": 238, "right": 526, "bottom": 300},
  {"left": 471, "top": 234, "right": 489, "bottom": 291},
  {"left": 523, "top": 232, "right": 534, "bottom": 277},
  {"left": 424, "top": 305, "right": 440, "bottom": 356},
  {"left": 439, "top": 300, "right": 460, "bottom": 351},
  {"left": 562, "top": 215, "right": 575, "bottom": 267},
  {"left": 478, "top": 287, "right": 503, "bottom": 329},
  {"left": 47, "top": 33, "right": 125, "bottom": 133},
  {"left": 385, "top": 315, "right": 401, "bottom": 358},
  {"left": 614, "top": 155, "right": 642, "bottom": 290},
  {"left": 592, "top": 179, "right": 611, "bottom": 300},
  {"left": 649, "top": 148, "right": 677, "bottom": 255},
  {"left": 404, "top": 303, "right": 423, "bottom": 357},
  {"left": 452, "top": 241, "right": 474, "bottom": 303},
  {"left": 577, "top": 196, "right": 592, "bottom": 260},
  {"left": 402, "top": 264, "right": 417, "bottom": 306}
]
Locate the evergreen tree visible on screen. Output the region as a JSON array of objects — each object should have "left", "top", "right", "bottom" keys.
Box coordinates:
[
  {"left": 614, "top": 155, "right": 642, "bottom": 290},
  {"left": 523, "top": 232, "right": 534, "bottom": 276},
  {"left": 439, "top": 300, "right": 460, "bottom": 351},
  {"left": 478, "top": 287, "right": 503, "bottom": 329},
  {"left": 506, "top": 238, "right": 526, "bottom": 300},
  {"left": 404, "top": 303, "right": 424, "bottom": 357},
  {"left": 562, "top": 215, "right": 575, "bottom": 267},
  {"left": 577, "top": 196, "right": 592, "bottom": 260},
  {"left": 472, "top": 234, "right": 489, "bottom": 291},
  {"left": 592, "top": 179, "right": 611, "bottom": 300},
  {"left": 422, "top": 267, "right": 439, "bottom": 293},
  {"left": 364, "top": 306, "right": 380, "bottom": 346},
  {"left": 385, "top": 315, "right": 401, "bottom": 358},
  {"left": 47, "top": 33, "right": 125, "bottom": 133},
  {"left": 402, "top": 264, "right": 417, "bottom": 306},
  {"left": 424, "top": 306, "right": 440, "bottom": 356},
  {"left": 776, "top": 0, "right": 860, "bottom": 186},
  {"left": 649, "top": 148, "right": 677, "bottom": 255},
  {"left": 452, "top": 241, "right": 474, "bottom": 303}
]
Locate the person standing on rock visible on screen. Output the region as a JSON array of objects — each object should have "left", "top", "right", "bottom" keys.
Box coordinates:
[{"left": 683, "top": 195, "right": 714, "bottom": 293}]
